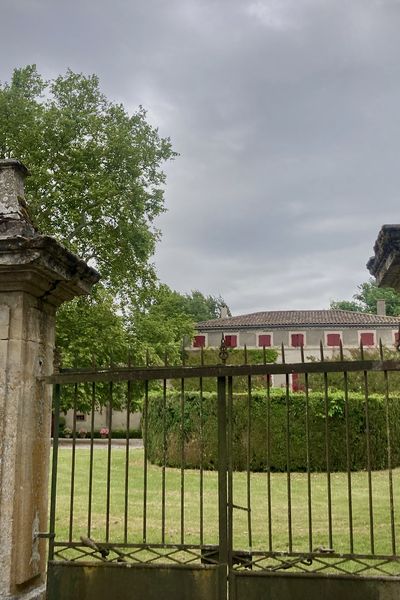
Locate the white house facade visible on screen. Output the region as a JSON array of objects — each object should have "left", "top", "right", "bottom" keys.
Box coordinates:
[{"left": 193, "top": 306, "right": 400, "bottom": 389}]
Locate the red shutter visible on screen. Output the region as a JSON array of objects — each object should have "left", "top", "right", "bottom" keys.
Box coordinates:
[
  {"left": 395, "top": 332, "right": 400, "bottom": 346},
  {"left": 193, "top": 335, "right": 205, "bottom": 348},
  {"left": 225, "top": 335, "right": 237, "bottom": 348},
  {"left": 360, "top": 332, "right": 374, "bottom": 347},
  {"left": 291, "top": 334, "right": 304, "bottom": 347},
  {"left": 258, "top": 334, "right": 271, "bottom": 347},
  {"left": 327, "top": 333, "right": 341, "bottom": 347}
]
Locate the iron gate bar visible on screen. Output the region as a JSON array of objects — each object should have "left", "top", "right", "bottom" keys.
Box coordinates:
[
  {"left": 48, "top": 383, "right": 61, "bottom": 562},
  {"left": 247, "top": 373, "right": 252, "bottom": 550},
  {"left": 281, "top": 344, "right": 293, "bottom": 553},
  {"left": 227, "top": 376, "right": 234, "bottom": 599},
  {"left": 180, "top": 375, "right": 185, "bottom": 545},
  {"left": 340, "top": 342, "right": 354, "bottom": 554},
  {"left": 217, "top": 376, "right": 228, "bottom": 600},
  {"left": 360, "top": 343, "right": 375, "bottom": 555},
  {"left": 69, "top": 384, "right": 78, "bottom": 543},
  {"left": 87, "top": 381, "right": 96, "bottom": 538},
  {"left": 301, "top": 345, "right": 313, "bottom": 554},
  {"left": 381, "top": 340, "right": 396, "bottom": 555},
  {"left": 199, "top": 350, "right": 204, "bottom": 546},
  {"left": 266, "top": 371, "right": 272, "bottom": 553},
  {"left": 124, "top": 376, "right": 132, "bottom": 544},
  {"left": 142, "top": 377, "right": 148, "bottom": 544},
  {"left": 162, "top": 374, "right": 167, "bottom": 544},
  {"left": 320, "top": 342, "right": 333, "bottom": 550},
  {"left": 44, "top": 358, "right": 400, "bottom": 384},
  {"left": 105, "top": 381, "right": 113, "bottom": 543}
]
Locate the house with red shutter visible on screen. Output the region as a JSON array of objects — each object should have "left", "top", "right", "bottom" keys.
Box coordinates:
[{"left": 193, "top": 304, "right": 400, "bottom": 389}]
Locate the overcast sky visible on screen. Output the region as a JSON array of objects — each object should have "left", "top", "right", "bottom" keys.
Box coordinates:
[{"left": 1, "top": 0, "right": 400, "bottom": 314}]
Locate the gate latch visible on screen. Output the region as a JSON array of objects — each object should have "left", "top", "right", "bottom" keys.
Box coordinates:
[{"left": 34, "top": 532, "right": 55, "bottom": 539}]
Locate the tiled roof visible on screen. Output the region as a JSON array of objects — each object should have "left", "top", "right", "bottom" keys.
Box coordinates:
[{"left": 197, "top": 310, "right": 400, "bottom": 330}]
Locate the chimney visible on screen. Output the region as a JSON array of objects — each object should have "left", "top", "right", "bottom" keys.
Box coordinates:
[
  {"left": 0, "top": 159, "right": 35, "bottom": 238},
  {"left": 220, "top": 305, "right": 229, "bottom": 319},
  {"left": 377, "top": 299, "right": 386, "bottom": 316}
]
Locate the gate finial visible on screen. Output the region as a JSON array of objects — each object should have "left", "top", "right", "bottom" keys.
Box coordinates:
[{"left": 219, "top": 334, "right": 228, "bottom": 364}]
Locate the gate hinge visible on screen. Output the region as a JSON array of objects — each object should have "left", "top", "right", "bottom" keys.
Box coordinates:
[{"left": 34, "top": 532, "right": 55, "bottom": 539}]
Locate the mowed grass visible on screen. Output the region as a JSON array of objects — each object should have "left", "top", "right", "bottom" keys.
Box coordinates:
[{"left": 54, "top": 447, "right": 400, "bottom": 556}]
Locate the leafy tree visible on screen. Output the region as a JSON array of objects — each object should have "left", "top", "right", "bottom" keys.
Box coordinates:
[
  {"left": 330, "top": 299, "right": 362, "bottom": 312},
  {"left": 0, "top": 65, "right": 177, "bottom": 297},
  {"left": 130, "top": 287, "right": 230, "bottom": 362},
  {"left": 331, "top": 279, "right": 400, "bottom": 316},
  {"left": 180, "top": 290, "right": 229, "bottom": 322},
  {"left": 0, "top": 65, "right": 181, "bottom": 371},
  {"left": 56, "top": 289, "right": 131, "bottom": 368},
  {"left": 131, "top": 285, "right": 195, "bottom": 363},
  {"left": 0, "top": 66, "right": 229, "bottom": 373},
  {"left": 55, "top": 289, "right": 137, "bottom": 411}
]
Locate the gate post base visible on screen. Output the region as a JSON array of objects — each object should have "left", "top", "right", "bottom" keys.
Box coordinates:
[{"left": 0, "top": 583, "right": 46, "bottom": 600}]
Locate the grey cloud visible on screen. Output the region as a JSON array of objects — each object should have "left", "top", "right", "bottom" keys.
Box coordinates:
[{"left": 1, "top": 0, "right": 400, "bottom": 312}]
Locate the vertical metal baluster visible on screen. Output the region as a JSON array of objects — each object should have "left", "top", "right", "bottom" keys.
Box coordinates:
[
  {"left": 247, "top": 372, "right": 253, "bottom": 549},
  {"left": 282, "top": 344, "right": 292, "bottom": 552},
  {"left": 162, "top": 351, "right": 167, "bottom": 544},
  {"left": 227, "top": 376, "right": 234, "bottom": 593},
  {"left": 217, "top": 376, "right": 228, "bottom": 600},
  {"left": 361, "top": 342, "right": 374, "bottom": 554},
  {"left": 320, "top": 341, "right": 333, "bottom": 549},
  {"left": 124, "top": 354, "right": 132, "bottom": 544},
  {"left": 87, "top": 377, "right": 96, "bottom": 537},
  {"left": 180, "top": 343, "right": 185, "bottom": 545},
  {"left": 69, "top": 383, "right": 78, "bottom": 543},
  {"left": 49, "top": 384, "right": 61, "bottom": 561},
  {"left": 105, "top": 381, "right": 113, "bottom": 543},
  {"left": 265, "top": 351, "right": 272, "bottom": 552},
  {"left": 199, "top": 345, "right": 204, "bottom": 546},
  {"left": 143, "top": 350, "right": 149, "bottom": 544},
  {"left": 340, "top": 341, "right": 354, "bottom": 553},
  {"left": 301, "top": 345, "right": 313, "bottom": 552},
  {"left": 380, "top": 340, "right": 395, "bottom": 554}
]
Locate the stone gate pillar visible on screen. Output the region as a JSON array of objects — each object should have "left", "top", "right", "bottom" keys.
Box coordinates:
[{"left": 0, "top": 160, "right": 99, "bottom": 599}]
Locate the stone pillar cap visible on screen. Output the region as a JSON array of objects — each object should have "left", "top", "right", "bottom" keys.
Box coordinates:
[
  {"left": 0, "top": 159, "right": 100, "bottom": 303},
  {"left": 0, "top": 159, "right": 30, "bottom": 177},
  {"left": 367, "top": 224, "right": 400, "bottom": 290}
]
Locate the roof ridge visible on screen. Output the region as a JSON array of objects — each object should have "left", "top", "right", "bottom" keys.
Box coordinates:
[{"left": 196, "top": 307, "right": 400, "bottom": 328}]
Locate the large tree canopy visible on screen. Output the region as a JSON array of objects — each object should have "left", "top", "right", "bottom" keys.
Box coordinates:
[
  {"left": 0, "top": 66, "right": 230, "bottom": 366},
  {"left": 331, "top": 280, "right": 400, "bottom": 316},
  {"left": 0, "top": 65, "right": 176, "bottom": 296}
]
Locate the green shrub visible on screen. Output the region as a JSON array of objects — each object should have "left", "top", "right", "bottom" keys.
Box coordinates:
[
  {"left": 146, "top": 389, "right": 400, "bottom": 472},
  {"left": 58, "top": 415, "right": 66, "bottom": 434},
  {"left": 172, "top": 348, "right": 278, "bottom": 393},
  {"left": 108, "top": 428, "right": 142, "bottom": 439},
  {"left": 58, "top": 428, "right": 142, "bottom": 439}
]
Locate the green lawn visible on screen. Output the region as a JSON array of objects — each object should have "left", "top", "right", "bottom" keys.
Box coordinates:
[{"left": 54, "top": 447, "right": 400, "bottom": 559}]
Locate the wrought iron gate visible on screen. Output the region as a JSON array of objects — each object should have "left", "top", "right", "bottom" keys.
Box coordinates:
[{"left": 46, "top": 344, "right": 400, "bottom": 599}]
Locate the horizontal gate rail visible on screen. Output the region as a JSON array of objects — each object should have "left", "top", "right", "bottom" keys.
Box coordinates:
[{"left": 45, "top": 359, "right": 400, "bottom": 384}]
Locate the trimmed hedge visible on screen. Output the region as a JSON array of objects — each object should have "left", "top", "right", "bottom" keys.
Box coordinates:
[{"left": 146, "top": 389, "right": 400, "bottom": 472}]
